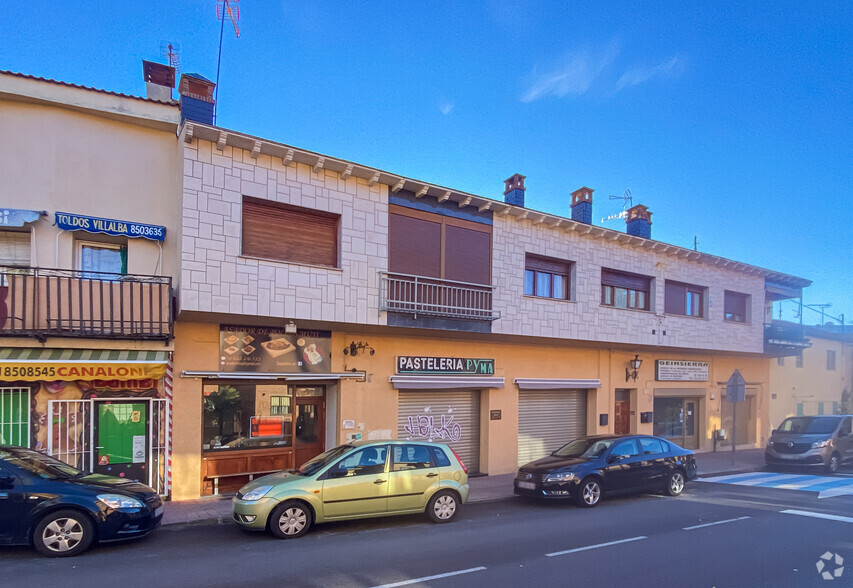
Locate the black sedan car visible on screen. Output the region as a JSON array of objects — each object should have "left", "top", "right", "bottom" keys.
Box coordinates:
[
  {"left": 0, "top": 446, "right": 163, "bottom": 557},
  {"left": 514, "top": 434, "right": 698, "bottom": 507}
]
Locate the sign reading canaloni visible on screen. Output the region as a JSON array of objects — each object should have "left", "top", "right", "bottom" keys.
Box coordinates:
[
  {"left": 0, "top": 362, "right": 165, "bottom": 382},
  {"left": 397, "top": 356, "right": 495, "bottom": 375}
]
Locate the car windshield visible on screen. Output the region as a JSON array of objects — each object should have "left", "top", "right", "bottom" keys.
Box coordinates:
[
  {"left": 777, "top": 417, "right": 841, "bottom": 435},
  {"left": 296, "top": 444, "right": 355, "bottom": 476},
  {"left": 552, "top": 438, "right": 615, "bottom": 459},
  {"left": 0, "top": 447, "right": 84, "bottom": 479}
]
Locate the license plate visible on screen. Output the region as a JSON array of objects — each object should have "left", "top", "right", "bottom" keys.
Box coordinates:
[
  {"left": 517, "top": 481, "right": 536, "bottom": 490},
  {"left": 154, "top": 505, "right": 164, "bottom": 517}
]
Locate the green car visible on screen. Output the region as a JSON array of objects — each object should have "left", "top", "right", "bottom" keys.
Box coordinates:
[{"left": 232, "top": 440, "right": 469, "bottom": 539}]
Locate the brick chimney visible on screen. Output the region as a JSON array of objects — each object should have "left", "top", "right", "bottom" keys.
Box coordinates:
[
  {"left": 570, "top": 187, "right": 594, "bottom": 224},
  {"left": 178, "top": 73, "right": 216, "bottom": 125},
  {"left": 504, "top": 174, "right": 526, "bottom": 207},
  {"left": 142, "top": 60, "right": 175, "bottom": 102},
  {"left": 625, "top": 204, "right": 652, "bottom": 239}
]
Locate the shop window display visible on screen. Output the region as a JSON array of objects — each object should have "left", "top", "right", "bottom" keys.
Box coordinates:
[{"left": 202, "top": 384, "right": 293, "bottom": 451}]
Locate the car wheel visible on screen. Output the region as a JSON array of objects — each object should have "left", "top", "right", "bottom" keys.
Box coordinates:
[
  {"left": 665, "top": 470, "right": 686, "bottom": 496},
  {"left": 33, "top": 509, "right": 95, "bottom": 558},
  {"left": 826, "top": 453, "right": 841, "bottom": 474},
  {"left": 268, "top": 500, "right": 312, "bottom": 539},
  {"left": 575, "top": 477, "right": 603, "bottom": 508},
  {"left": 426, "top": 490, "right": 459, "bottom": 523}
]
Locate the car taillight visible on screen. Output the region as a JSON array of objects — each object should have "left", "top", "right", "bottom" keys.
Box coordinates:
[{"left": 450, "top": 448, "right": 468, "bottom": 474}]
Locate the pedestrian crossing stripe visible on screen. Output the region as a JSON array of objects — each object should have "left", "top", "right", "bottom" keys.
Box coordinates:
[{"left": 698, "top": 472, "right": 853, "bottom": 497}]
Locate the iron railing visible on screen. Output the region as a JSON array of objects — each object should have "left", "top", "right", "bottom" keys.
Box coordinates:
[
  {"left": 764, "top": 322, "right": 810, "bottom": 356},
  {"left": 0, "top": 266, "right": 173, "bottom": 341},
  {"left": 379, "top": 272, "right": 499, "bottom": 321}
]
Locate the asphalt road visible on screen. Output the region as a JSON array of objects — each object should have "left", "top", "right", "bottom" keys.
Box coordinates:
[{"left": 3, "top": 481, "right": 853, "bottom": 588}]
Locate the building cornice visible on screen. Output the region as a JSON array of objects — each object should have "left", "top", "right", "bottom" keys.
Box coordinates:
[{"left": 181, "top": 121, "right": 811, "bottom": 289}]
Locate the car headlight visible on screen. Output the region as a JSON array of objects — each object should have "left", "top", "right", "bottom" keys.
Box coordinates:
[
  {"left": 545, "top": 472, "right": 577, "bottom": 482},
  {"left": 241, "top": 485, "right": 273, "bottom": 501},
  {"left": 768, "top": 441, "right": 774, "bottom": 447},
  {"left": 812, "top": 440, "right": 830, "bottom": 449},
  {"left": 97, "top": 494, "right": 144, "bottom": 510}
]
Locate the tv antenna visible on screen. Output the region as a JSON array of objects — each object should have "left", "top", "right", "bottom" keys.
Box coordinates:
[
  {"left": 160, "top": 41, "right": 182, "bottom": 80},
  {"left": 600, "top": 189, "right": 633, "bottom": 223},
  {"left": 214, "top": 0, "right": 241, "bottom": 124}
]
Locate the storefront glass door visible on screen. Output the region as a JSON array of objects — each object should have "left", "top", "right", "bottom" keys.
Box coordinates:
[
  {"left": 93, "top": 400, "right": 148, "bottom": 481},
  {"left": 653, "top": 397, "right": 699, "bottom": 450},
  {"left": 294, "top": 387, "right": 325, "bottom": 467}
]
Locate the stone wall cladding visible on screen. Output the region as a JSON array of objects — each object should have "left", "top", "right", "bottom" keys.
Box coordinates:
[
  {"left": 180, "top": 139, "right": 388, "bottom": 325},
  {"left": 491, "top": 215, "right": 766, "bottom": 353}
]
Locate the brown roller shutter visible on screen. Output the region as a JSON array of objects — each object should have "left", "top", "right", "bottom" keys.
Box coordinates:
[
  {"left": 724, "top": 291, "right": 747, "bottom": 315},
  {"left": 242, "top": 197, "right": 338, "bottom": 267},
  {"left": 444, "top": 225, "right": 491, "bottom": 285},
  {"left": 601, "top": 268, "right": 651, "bottom": 290},
  {"left": 388, "top": 213, "right": 441, "bottom": 278}
]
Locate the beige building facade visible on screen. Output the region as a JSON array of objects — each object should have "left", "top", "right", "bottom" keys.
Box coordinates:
[
  {"left": 769, "top": 323, "right": 853, "bottom": 428},
  {"left": 0, "top": 70, "right": 180, "bottom": 495}
]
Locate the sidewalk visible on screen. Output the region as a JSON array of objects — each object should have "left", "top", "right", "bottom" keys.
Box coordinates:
[{"left": 161, "top": 448, "right": 766, "bottom": 526}]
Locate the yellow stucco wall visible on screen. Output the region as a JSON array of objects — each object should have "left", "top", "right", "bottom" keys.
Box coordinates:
[
  {"left": 172, "top": 320, "right": 773, "bottom": 499},
  {"left": 769, "top": 336, "right": 851, "bottom": 427}
]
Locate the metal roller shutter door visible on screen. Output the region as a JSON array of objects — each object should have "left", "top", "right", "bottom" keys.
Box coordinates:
[
  {"left": 518, "top": 390, "right": 587, "bottom": 466},
  {"left": 398, "top": 390, "right": 480, "bottom": 474}
]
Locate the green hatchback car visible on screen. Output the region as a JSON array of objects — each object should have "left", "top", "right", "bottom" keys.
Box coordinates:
[{"left": 232, "top": 440, "right": 469, "bottom": 539}]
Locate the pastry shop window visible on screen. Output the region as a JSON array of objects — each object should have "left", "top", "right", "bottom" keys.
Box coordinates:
[{"left": 202, "top": 384, "right": 292, "bottom": 451}]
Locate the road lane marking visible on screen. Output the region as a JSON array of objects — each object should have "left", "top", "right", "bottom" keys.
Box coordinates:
[
  {"left": 780, "top": 509, "right": 853, "bottom": 524},
  {"left": 546, "top": 536, "right": 647, "bottom": 557},
  {"left": 682, "top": 516, "right": 751, "bottom": 530},
  {"left": 371, "top": 567, "right": 487, "bottom": 588}
]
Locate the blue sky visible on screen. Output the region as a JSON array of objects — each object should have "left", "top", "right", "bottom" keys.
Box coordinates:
[{"left": 3, "top": 1, "right": 851, "bottom": 326}]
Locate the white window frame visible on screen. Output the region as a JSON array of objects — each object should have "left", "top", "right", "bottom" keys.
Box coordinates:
[{"left": 76, "top": 239, "right": 127, "bottom": 277}]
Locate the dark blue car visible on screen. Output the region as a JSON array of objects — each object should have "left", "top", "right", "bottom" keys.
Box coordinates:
[
  {"left": 514, "top": 434, "right": 698, "bottom": 507},
  {"left": 0, "top": 446, "right": 163, "bottom": 557}
]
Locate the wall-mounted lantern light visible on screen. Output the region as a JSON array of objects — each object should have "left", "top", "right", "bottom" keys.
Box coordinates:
[
  {"left": 343, "top": 341, "right": 375, "bottom": 356},
  {"left": 625, "top": 354, "right": 643, "bottom": 382}
]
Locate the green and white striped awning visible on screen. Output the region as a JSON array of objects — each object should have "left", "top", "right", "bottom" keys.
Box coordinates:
[
  {"left": 0, "top": 348, "right": 169, "bottom": 363},
  {"left": 0, "top": 348, "right": 169, "bottom": 381}
]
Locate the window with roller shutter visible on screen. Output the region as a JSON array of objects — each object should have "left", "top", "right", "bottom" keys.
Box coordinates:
[{"left": 241, "top": 196, "right": 339, "bottom": 268}]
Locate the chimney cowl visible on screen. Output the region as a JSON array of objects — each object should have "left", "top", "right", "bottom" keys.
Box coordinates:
[
  {"left": 178, "top": 73, "right": 216, "bottom": 126},
  {"left": 142, "top": 60, "right": 175, "bottom": 101},
  {"left": 570, "top": 186, "right": 594, "bottom": 224},
  {"left": 504, "top": 173, "right": 526, "bottom": 207},
  {"left": 625, "top": 204, "right": 652, "bottom": 238}
]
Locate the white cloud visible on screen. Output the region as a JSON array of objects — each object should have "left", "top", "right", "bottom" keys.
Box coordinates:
[
  {"left": 438, "top": 99, "right": 455, "bottom": 115},
  {"left": 615, "top": 56, "right": 681, "bottom": 92},
  {"left": 521, "top": 44, "right": 619, "bottom": 103}
]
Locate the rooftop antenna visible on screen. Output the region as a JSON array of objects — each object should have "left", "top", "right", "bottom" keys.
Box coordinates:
[
  {"left": 214, "top": 0, "right": 240, "bottom": 124},
  {"left": 600, "top": 189, "right": 632, "bottom": 223},
  {"left": 159, "top": 42, "right": 182, "bottom": 98}
]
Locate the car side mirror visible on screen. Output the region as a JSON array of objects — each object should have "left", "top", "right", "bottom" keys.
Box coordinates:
[
  {"left": 0, "top": 475, "right": 14, "bottom": 490},
  {"left": 606, "top": 455, "right": 622, "bottom": 464},
  {"left": 771, "top": 429, "right": 777, "bottom": 435}
]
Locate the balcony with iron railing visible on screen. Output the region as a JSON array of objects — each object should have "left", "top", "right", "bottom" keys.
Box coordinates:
[
  {"left": 764, "top": 321, "right": 811, "bottom": 356},
  {"left": 379, "top": 272, "right": 500, "bottom": 323},
  {"left": 0, "top": 266, "right": 173, "bottom": 341}
]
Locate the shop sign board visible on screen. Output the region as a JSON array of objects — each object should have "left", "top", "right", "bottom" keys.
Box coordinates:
[
  {"left": 55, "top": 211, "right": 166, "bottom": 241},
  {"left": 396, "top": 356, "right": 495, "bottom": 375},
  {"left": 655, "top": 360, "right": 709, "bottom": 382},
  {"left": 219, "top": 325, "right": 331, "bottom": 373},
  {"left": 0, "top": 362, "right": 166, "bottom": 382}
]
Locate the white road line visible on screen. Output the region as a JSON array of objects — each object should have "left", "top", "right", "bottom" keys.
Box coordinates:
[
  {"left": 682, "top": 516, "right": 751, "bottom": 530},
  {"left": 371, "top": 567, "right": 487, "bottom": 588},
  {"left": 780, "top": 509, "right": 853, "bottom": 524},
  {"left": 546, "top": 536, "right": 647, "bottom": 557}
]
